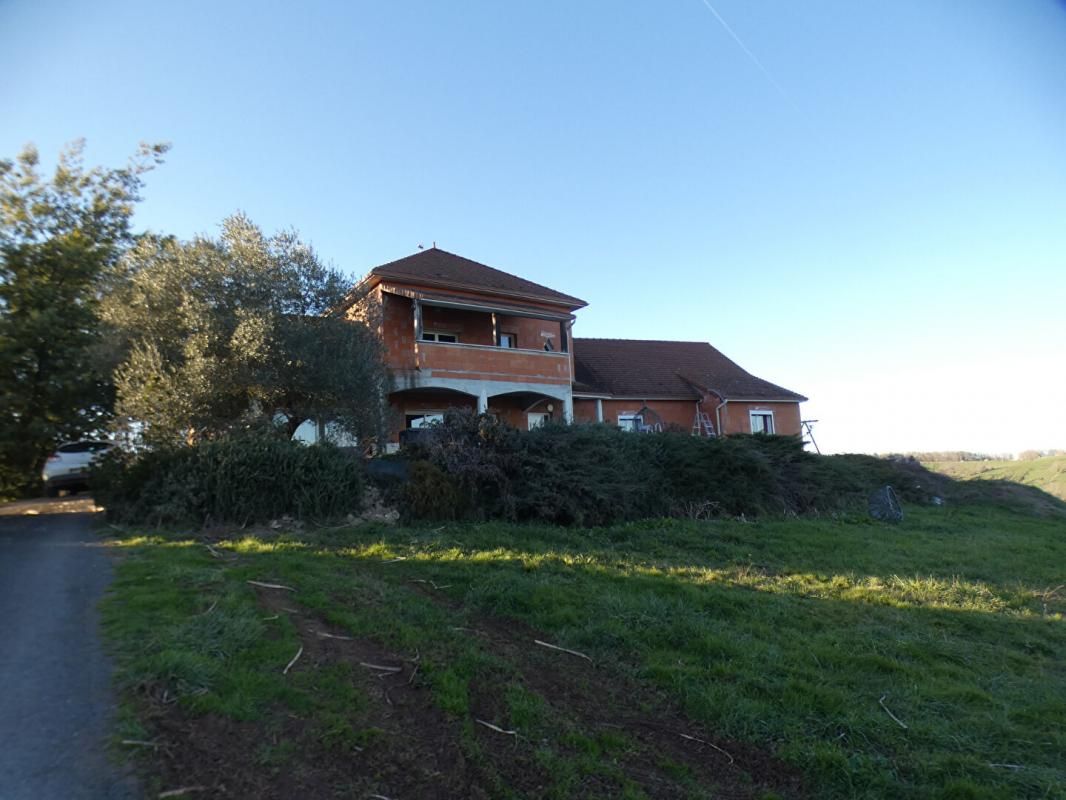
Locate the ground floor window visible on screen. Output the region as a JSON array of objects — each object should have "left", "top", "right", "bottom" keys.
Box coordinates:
[
  {"left": 527, "top": 411, "right": 550, "bottom": 430},
  {"left": 617, "top": 413, "right": 643, "bottom": 432},
  {"left": 406, "top": 412, "right": 444, "bottom": 429},
  {"left": 749, "top": 410, "right": 774, "bottom": 434}
]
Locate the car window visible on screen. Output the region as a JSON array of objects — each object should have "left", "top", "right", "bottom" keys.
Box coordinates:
[{"left": 57, "top": 443, "right": 91, "bottom": 453}]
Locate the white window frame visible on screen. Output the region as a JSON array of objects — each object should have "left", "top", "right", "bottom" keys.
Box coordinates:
[
  {"left": 749, "top": 409, "right": 775, "bottom": 435},
  {"left": 617, "top": 413, "right": 643, "bottom": 432},
  {"left": 405, "top": 410, "right": 445, "bottom": 429},
  {"left": 421, "top": 331, "right": 458, "bottom": 343},
  {"left": 527, "top": 411, "right": 550, "bottom": 430},
  {"left": 498, "top": 332, "right": 517, "bottom": 349}
]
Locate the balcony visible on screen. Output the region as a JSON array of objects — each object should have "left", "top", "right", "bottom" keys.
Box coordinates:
[{"left": 383, "top": 289, "right": 575, "bottom": 396}]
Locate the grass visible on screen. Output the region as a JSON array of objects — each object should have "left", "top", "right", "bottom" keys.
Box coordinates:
[
  {"left": 101, "top": 503, "right": 1066, "bottom": 799},
  {"left": 927, "top": 456, "right": 1066, "bottom": 503}
]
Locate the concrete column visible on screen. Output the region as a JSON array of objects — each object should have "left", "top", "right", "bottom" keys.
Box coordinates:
[
  {"left": 595, "top": 398, "right": 603, "bottom": 423},
  {"left": 477, "top": 389, "right": 488, "bottom": 414},
  {"left": 412, "top": 299, "right": 423, "bottom": 341},
  {"left": 563, "top": 394, "right": 573, "bottom": 423}
]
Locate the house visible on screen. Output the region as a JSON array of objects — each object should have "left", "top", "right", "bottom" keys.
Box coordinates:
[{"left": 342, "top": 248, "right": 806, "bottom": 449}]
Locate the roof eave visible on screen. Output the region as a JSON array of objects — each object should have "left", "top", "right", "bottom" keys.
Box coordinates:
[{"left": 372, "top": 269, "right": 588, "bottom": 311}]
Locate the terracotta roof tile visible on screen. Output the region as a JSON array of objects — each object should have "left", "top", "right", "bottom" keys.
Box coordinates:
[
  {"left": 573, "top": 338, "right": 806, "bottom": 402},
  {"left": 369, "top": 248, "right": 586, "bottom": 308}
]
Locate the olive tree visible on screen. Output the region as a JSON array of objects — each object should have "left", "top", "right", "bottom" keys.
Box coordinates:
[{"left": 104, "top": 214, "right": 385, "bottom": 446}]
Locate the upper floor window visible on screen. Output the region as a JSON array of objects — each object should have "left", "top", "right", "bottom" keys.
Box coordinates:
[
  {"left": 422, "top": 331, "right": 458, "bottom": 343},
  {"left": 750, "top": 410, "right": 775, "bottom": 435},
  {"left": 498, "top": 332, "right": 517, "bottom": 348},
  {"left": 543, "top": 338, "right": 554, "bottom": 352}
]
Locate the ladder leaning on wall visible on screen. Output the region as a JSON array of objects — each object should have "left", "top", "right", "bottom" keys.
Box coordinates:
[{"left": 692, "top": 411, "right": 716, "bottom": 437}]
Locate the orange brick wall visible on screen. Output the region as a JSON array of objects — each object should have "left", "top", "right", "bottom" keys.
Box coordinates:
[
  {"left": 573, "top": 397, "right": 802, "bottom": 436},
  {"left": 421, "top": 305, "right": 494, "bottom": 345},
  {"left": 716, "top": 401, "right": 802, "bottom": 436},
  {"left": 420, "top": 344, "right": 571, "bottom": 385},
  {"left": 375, "top": 292, "right": 571, "bottom": 385},
  {"left": 572, "top": 399, "right": 696, "bottom": 430},
  {"left": 495, "top": 314, "right": 565, "bottom": 352}
]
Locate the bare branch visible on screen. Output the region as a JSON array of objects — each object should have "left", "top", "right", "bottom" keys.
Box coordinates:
[
  {"left": 359, "top": 662, "right": 402, "bottom": 673},
  {"left": 476, "top": 719, "right": 517, "bottom": 736},
  {"left": 534, "top": 639, "right": 592, "bottom": 663},
  {"left": 678, "top": 732, "right": 734, "bottom": 764},
  {"left": 247, "top": 580, "right": 294, "bottom": 591},
  {"left": 283, "top": 645, "right": 304, "bottom": 675},
  {"left": 879, "top": 694, "right": 908, "bottom": 729}
]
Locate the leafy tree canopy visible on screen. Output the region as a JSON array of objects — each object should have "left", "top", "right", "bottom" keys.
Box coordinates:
[
  {"left": 104, "top": 214, "right": 385, "bottom": 446},
  {"left": 0, "top": 140, "right": 167, "bottom": 496}
]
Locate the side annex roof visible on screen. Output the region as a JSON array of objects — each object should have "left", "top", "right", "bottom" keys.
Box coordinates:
[{"left": 572, "top": 338, "right": 807, "bottom": 402}]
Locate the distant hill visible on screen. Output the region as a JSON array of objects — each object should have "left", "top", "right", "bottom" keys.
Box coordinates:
[{"left": 925, "top": 456, "right": 1066, "bottom": 503}]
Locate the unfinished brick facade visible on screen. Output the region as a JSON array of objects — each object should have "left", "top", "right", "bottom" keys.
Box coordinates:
[{"left": 341, "top": 248, "right": 806, "bottom": 446}]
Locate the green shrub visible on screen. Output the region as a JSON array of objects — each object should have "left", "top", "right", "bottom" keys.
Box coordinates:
[
  {"left": 93, "top": 434, "right": 364, "bottom": 525},
  {"left": 397, "top": 410, "right": 944, "bottom": 526},
  {"left": 403, "top": 461, "right": 465, "bottom": 521}
]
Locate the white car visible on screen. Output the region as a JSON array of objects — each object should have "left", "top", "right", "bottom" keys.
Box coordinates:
[{"left": 41, "top": 441, "right": 114, "bottom": 497}]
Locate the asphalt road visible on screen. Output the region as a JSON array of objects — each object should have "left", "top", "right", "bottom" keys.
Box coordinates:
[{"left": 0, "top": 500, "right": 140, "bottom": 800}]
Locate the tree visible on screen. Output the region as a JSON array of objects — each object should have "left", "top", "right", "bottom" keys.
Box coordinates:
[
  {"left": 104, "top": 214, "right": 386, "bottom": 446},
  {"left": 0, "top": 140, "right": 167, "bottom": 496}
]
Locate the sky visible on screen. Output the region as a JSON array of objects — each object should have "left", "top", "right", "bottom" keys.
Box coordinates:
[{"left": 3, "top": 0, "right": 1065, "bottom": 455}]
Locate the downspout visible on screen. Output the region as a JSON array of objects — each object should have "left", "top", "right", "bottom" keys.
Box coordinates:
[{"left": 715, "top": 397, "right": 728, "bottom": 437}]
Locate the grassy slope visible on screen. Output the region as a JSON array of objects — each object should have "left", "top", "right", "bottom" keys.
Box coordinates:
[
  {"left": 103, "top": 505, "right": 1066, "bottom": 799},
  {"left": 926, "top": 456, "right": 1066, "bottom": 503}
]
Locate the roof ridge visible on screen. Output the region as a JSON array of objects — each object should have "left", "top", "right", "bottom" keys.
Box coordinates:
[{"left": 368, "top": 248, "right": 586, "bottom": 308}]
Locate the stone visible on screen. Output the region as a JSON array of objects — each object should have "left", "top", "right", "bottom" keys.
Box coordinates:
[{"left": 869, "top": 485, "right": 903, "bottom": 523}]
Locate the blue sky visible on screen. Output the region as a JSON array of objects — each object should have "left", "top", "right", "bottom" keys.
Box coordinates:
[{"left": 3, "top": 0, "right": 1064, "bottom": 454}]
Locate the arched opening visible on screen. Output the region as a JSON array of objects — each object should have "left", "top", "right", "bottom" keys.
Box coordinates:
[
  {"left": 386, "top": 387, "right": 478, "bottom": 451},
  {"left": 487, "top": 390, "right": 568, "bottom": 430}
]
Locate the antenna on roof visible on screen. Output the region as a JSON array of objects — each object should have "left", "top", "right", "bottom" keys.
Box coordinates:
[
  {"left": 432, "top": 240, "right": 437, "bottom": 249},
  {"left": 417, "top": 243, "right": 424, "bottom": 250}
]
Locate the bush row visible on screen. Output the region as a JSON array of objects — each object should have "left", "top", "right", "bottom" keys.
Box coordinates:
[
  {"left": 394, "top": 410, "right": 939, "bottom": 526},
  {"left": 93, "top": 434, "right": 364, "bottom": 526}
]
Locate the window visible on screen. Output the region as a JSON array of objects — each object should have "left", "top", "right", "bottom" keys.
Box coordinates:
[
  {"left": 617, "top": 414, "right": 643, "bottom": 432},
  {"left": 749, "top": 410, "right": 775, "bottom": 435},
  {"left": 498, "top": 332, "right": 517, "bottom": 348},
  {"left": 421, "top": 331, "right": 458, "bottom": 343},
  {"left": 543, "top": 338, "right": 554, "bottom": 352},
  {"left": 527, "top": 412, "right": 550, "bottom": 430},
  {"left": 406, "top": 413, "right": 444, "bottom": 429}
]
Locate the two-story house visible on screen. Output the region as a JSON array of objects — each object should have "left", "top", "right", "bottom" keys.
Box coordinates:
[{"left": 341, "top": 248, "right": 806, "bottom": 449}]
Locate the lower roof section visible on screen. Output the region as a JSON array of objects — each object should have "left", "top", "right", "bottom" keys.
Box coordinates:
[{"left": 572, "top": 338, "right": 807, "bottom": 403}]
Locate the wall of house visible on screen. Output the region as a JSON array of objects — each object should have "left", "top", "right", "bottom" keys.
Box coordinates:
[
  {"left": 416, "top": 344, "right": 571, "bottom": 387},
  {"left": 421, "top": 305, "right": 494, "bottom": 345},
  {"left": 713, "top": 400, "right": 802, "bottom": 436},
  {"left": 573, "top": 397, "right": 803, "bottom": 436},
  {"left": 495, "top": 314, "right": 564, "bottom": 351},
  {"left": 572, "top": 398, "right": 696, "bottom": 430},
  {"left": 386, "top": 392, "right": 561, "bottom": 443}
]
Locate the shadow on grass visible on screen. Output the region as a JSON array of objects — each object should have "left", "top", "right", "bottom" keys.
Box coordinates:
[{"left": 104, "top": 506, "right": 1066, "bottom": 800}]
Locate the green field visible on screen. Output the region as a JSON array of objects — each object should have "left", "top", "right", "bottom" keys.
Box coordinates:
[
  {"left": 103, "top": 501, "right": 1066, "bottom": 799},
  {"left": 926, "top": 456, "right": 1066, "bottom": 504}
]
